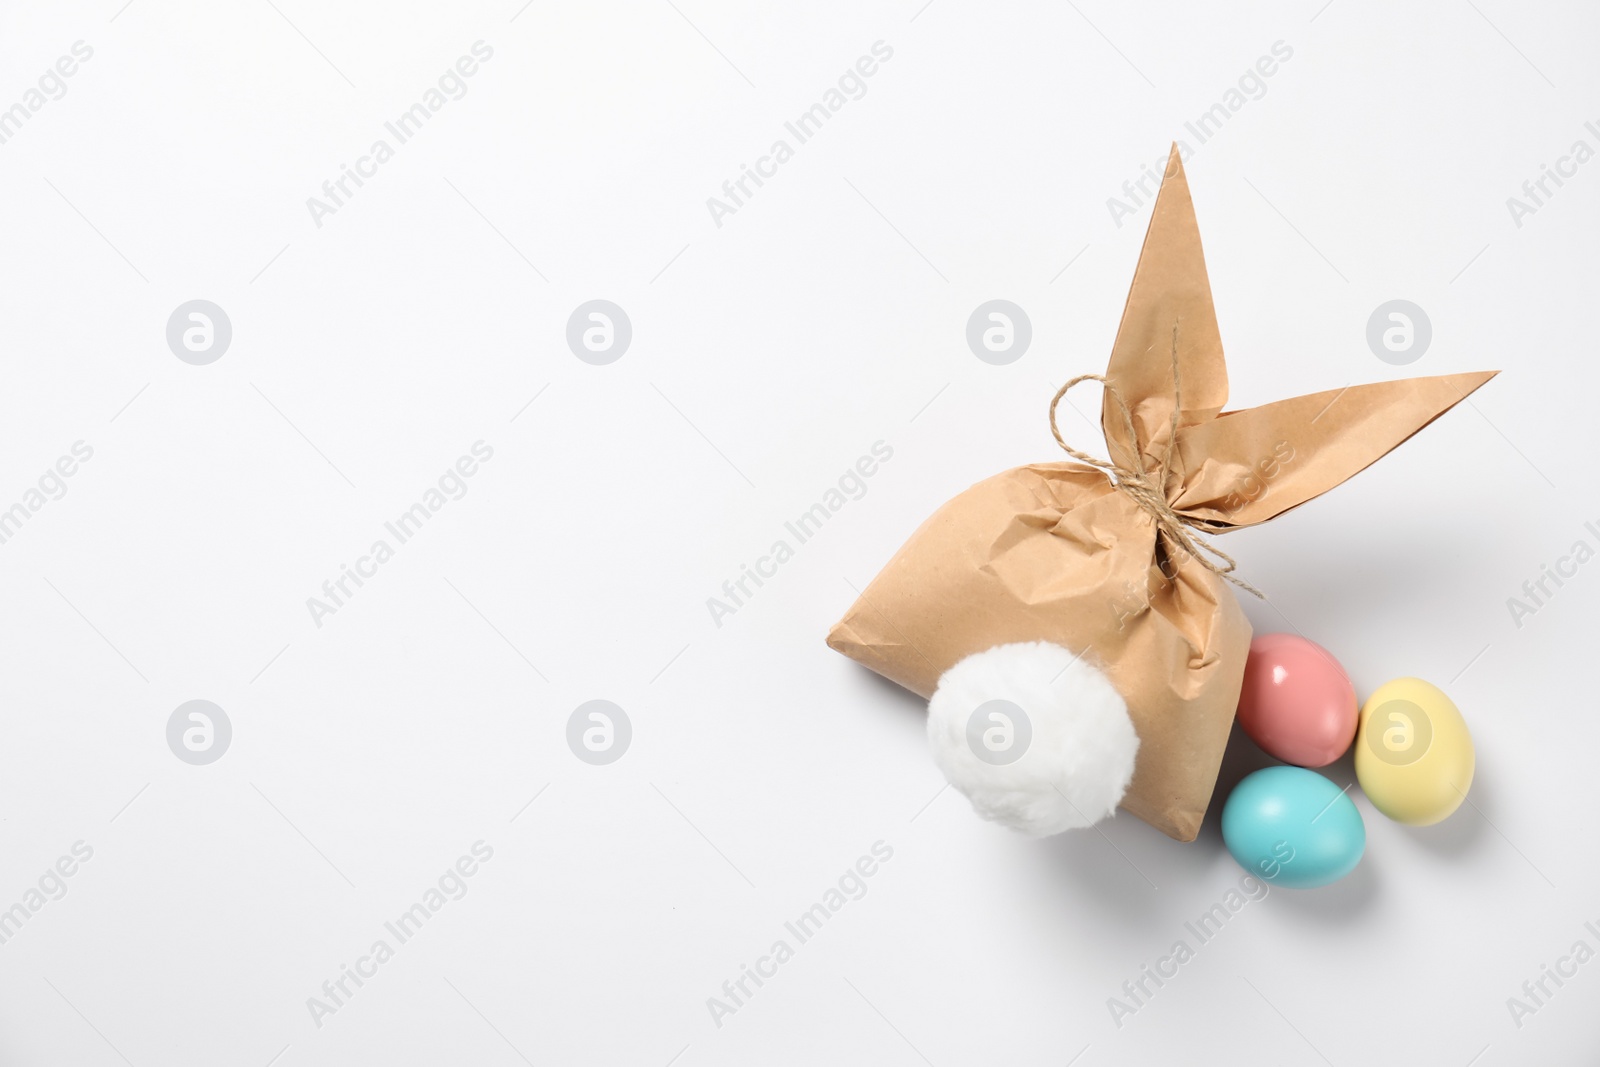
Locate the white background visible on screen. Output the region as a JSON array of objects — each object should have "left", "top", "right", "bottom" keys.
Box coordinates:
[{"left": 0, "top": 0, "right": 1595, "bottom": 1064}]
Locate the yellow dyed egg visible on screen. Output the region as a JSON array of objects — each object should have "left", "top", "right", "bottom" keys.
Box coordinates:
[{"left": 1355, "top": 677, "right": 1475, "bottom": 826}]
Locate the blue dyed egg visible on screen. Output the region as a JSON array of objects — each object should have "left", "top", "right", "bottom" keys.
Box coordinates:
[{"left": 1222, "top": 766, "right": 1365, "bottom": 889}]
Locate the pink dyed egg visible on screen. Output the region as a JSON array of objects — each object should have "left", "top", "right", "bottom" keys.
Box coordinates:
[{"left": 1236, "top": 634, "right": 1358, "bottom": 768}]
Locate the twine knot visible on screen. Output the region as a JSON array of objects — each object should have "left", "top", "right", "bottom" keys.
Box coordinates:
[{"left": 1048, "top": 323, "right": 1263, "bottom": 599}]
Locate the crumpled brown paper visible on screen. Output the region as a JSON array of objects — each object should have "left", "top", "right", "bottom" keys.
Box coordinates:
[{"left": 827, "top": 145, "right": 1496, "bottom": 841}]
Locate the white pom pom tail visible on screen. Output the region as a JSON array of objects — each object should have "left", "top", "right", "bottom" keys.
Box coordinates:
[{"left": 927, "top": 642, "right": 1139, "bottom": 836}]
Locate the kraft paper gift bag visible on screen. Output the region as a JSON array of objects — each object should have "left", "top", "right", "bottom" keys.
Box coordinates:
[{"left": 827, "top": 145, "right": 1495, "bottom": 841}]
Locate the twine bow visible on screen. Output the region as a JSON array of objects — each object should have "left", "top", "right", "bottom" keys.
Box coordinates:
[{"left": 1048, "top": 322, "right": 1263, "bottom": 599}]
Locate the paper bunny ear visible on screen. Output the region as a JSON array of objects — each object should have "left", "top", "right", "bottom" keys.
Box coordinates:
[
  {"left": 1102, "top": 144, "right": 1229, "bottom": 471},
  {"left": 1100, "top": 145, "right": 1497, "bottom": 531},
  {"left": 1168, "top": 370, "right": 1498, "bottom": 529}
]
